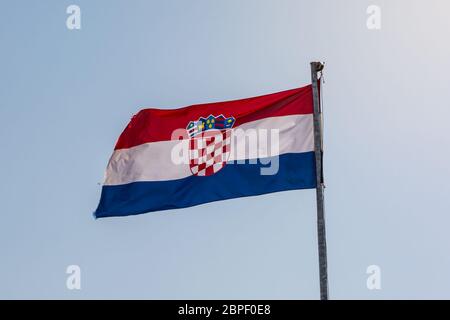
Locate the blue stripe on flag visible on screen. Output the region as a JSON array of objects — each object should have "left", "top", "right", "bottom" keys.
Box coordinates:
[{"left": 94, "top": 152, "right": 316, "bottom": 218}]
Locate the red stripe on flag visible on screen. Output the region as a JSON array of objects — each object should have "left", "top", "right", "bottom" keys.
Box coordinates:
[{"left": 114, "top": 85, "right": 313, "bottom": 150}]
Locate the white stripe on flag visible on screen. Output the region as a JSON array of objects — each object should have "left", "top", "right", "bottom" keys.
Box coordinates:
[{"left": 104, "top": 114, "right": 314, "bottom": 185}]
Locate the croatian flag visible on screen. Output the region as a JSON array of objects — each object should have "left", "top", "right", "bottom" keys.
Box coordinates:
[{"left": 95, "top": 85, "right": 316, "bottom": 218}]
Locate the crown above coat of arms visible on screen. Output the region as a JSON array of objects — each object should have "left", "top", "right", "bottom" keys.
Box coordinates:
[{"left": 186, "top": 114, "right": 235, "bottom": 138}]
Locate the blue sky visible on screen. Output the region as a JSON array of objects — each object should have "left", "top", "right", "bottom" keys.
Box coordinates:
[{"left": 1, "top": 0, "right": 450, "bottom": 299}]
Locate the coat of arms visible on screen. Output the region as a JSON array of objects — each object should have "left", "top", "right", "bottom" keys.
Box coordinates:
[{"left": 186, "top": 115, "right": 235, "bottom": 176}]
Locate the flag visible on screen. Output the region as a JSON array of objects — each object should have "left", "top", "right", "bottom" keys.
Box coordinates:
[{"left": 94, "top": 85, "right": 316, "bottom": 218}]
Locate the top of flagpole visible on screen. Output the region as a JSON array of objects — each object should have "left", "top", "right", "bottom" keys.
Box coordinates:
[{"left": 311, "top": 61, "right": 324, "bottom": 72}]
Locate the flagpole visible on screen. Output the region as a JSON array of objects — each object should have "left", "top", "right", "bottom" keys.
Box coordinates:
[{"left": 310, "top": 61, "right": 329, "bottom": 300}]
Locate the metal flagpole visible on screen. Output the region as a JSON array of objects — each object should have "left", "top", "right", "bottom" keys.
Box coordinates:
[{"left": 310, "top": 61, "right": 329, "bottom": 300}]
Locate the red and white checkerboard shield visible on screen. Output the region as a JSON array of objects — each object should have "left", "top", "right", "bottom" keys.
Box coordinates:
[{"left": 189, "top": 129, "right": 232, "bottom": 176}]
